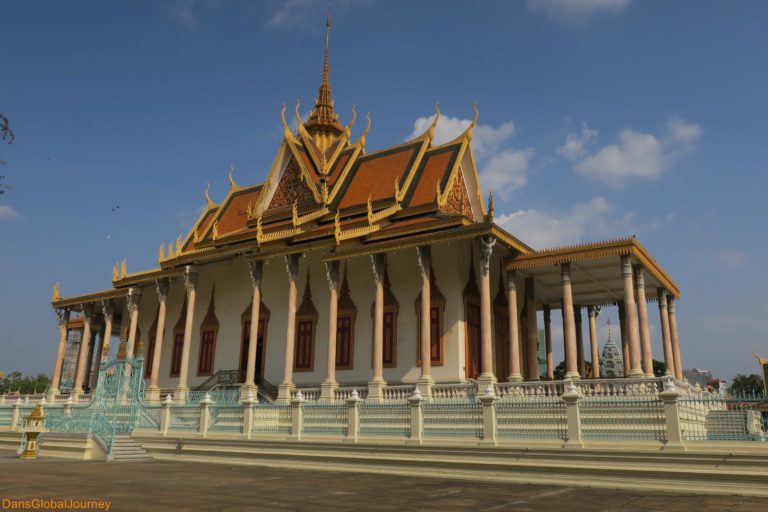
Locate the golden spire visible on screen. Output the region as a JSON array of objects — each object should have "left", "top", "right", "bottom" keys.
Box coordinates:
[
  {"left": 304, "top": 15, "right": 343, "bottom": 137},
  {"left": 52, "top": 282, "right": 61, "bottom": 302}
]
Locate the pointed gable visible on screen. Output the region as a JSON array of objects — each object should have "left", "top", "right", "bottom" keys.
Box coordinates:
[{"left": 268, "top": 157, "right": 317, "bottom": 210}]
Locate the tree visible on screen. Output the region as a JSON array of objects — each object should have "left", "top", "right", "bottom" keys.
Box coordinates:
[
  {"left": 653, "top": 359, "right": 667, "bottom": 377},
  {"left": 727, "top": 373, "right": 765, "bottom": 397},
  {"left": 0, "top": 371, "right": 50, "bottom": 395},
  {"left": 552, "top": 360, "right": 592, "bottom": 380}
]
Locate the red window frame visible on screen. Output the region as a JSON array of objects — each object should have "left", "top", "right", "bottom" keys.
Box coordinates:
[
  {"left": 295, "top": 319, "right": 315, "bottom": 371},
  {"left": 170, "top": 332, "right": 184, "bottom": 377},
  {"left": 197, "top": 329, "right": 216, "bottom": 376},
  {"left": 336, "top": 316, "right": 353, "bottom": 369}
]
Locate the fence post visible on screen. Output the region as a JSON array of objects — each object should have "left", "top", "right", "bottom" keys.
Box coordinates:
[
  {"left": 290, "top": 390, "right": 305, "bottom": 441},
  {"left": 10, "top": 398, "right": 22, "bottom": 430},
  {"left": 562, "top": 380, "right": 583, "bottom": 448},
  {"left": 479, "top": 385, "right": 497, "bottom": 445},
  {"left": 407, "top": 388, "right": 424, "bottom": 445},
  {"left": 659, "top": 378, "right": 686, "bottom": 450},
  {"left": 345, "top": 389, "right": 362, "bottom": 443},
  {"left": 242, "top": 392, "right": 255, "bottom": 439},
  {"left": 199, "top": 393, "right": 213, "bottom": 438},
  {"left": 160, "top": 395, "right": 173, "bottom": 436}
]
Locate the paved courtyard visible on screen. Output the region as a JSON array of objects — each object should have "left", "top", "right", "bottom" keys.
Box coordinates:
[{"left": 0, "top": 453, "right": 766, "bottom": 511}]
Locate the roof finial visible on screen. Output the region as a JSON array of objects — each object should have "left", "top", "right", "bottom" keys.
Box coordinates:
[{"left": 323, "top": 14, "right": 330, "bottom": 89}]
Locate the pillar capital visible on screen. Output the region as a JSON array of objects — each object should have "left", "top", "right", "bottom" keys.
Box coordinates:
[
  {"left": 100, "top": 299, "right": 114, "bottom": 322},
  {"left": 155, "top": 278, "right": 170, "bottom": 304},
  {"left": 416, "top": 245, "right": 431, "bottom": 279},
  {"left": 127, "top": 287, "right": 141, "bottom": 314},
  {"left": 621, "top": 254, "right": 633, "bottom": 278},
  {"left": 657, "top": 288, "right": 668, "bottom": 308},
  {"left": 325, "top": 260, "right": 340, "bottom": 291},
  {"left": 284, "top": 253, "right": 300, "bottom": 283},
  {"left": 506, "top": 269, "right": 517, "bottom": 291},
  {"left": 81, "top": 303, "right": 94, "bottom": 321},
  {"left": 55, "top": 307, "right": 70, "bottom": 327},
  {"left": 561, "top": 262, "right": 572, "bottom": 283},
  {"left": 248, "top": 260, "right": 263, "bottom": 285},
  {"left": 587, "top": 304, "right": 600, "bottom": 319},
  {"left": 667, "top": 295, "right": 676, "bottom": 313},
  {"left": 183, "top": 265, "right": 198, "bottom": 293},
  {"left": 370, "top": 253, "right": 386, "bottom": 285},
  {"left": 478, "top": 235, "right": 496, "bottom": 277},
  {"left": 633, "top": 264, "right": 646, "bottom": 287}
]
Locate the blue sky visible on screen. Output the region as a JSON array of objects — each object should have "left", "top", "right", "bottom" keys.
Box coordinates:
[{"left": 1, "top": 0, "right": 766, "bottom": 381}]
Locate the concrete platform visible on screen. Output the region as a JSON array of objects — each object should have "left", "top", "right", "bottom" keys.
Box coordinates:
[{"left": 0, "top": 454, "right": 766, "bottom": 512}]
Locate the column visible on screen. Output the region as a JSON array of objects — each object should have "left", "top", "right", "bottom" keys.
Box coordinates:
[
  {"left": 657, "top": 289, "right": 676, "bottom": 378},
  {"left": 48, "top": 308, "right": 71, "bottom": 399},
  {"left": 100, "top": 300, "right": 113, "bottom": 362},
  {"left": 368, "top": 254, "right": 387, "bottom": 400},
  {"left": 416, "top": 246, "right": 434, "bottom": 396},
  {"left": 574, "top": 305, "right": 585, "bottom": 378},
  {"left": 588, "top": 305, "right": 600, "bottom": 378},
  {"left": 544, "top": 306, "right": 554, "bottom": 379},
  {"left": 617, "top": 300, "right": 630, "bottom": 376},
  {"left": 561, "top": 263, "right": 580, "bottom": 380},
  {"left": 242, "top": 262, "right": 263, "bottom": 400},
  {"left": 506, "top": 270, "right": 522, "bottom": 382},
  {"left": 634, "top": 265, "right": 654, "bottom": 377},
  {"left": 277, "top": 254, "right": 300, "bottom": 403},
  {"left": 621, "top": 255, "right": 644, "bottom": 377},
  {"left": 478, "top": 236, "right": 497, "bottom": 389},
  {"left": 175, "top": 265, "right": 197, "bottom": 402},
  {"left": 321, "top": 260, "right": 340, "bottom": 401},
  {"left": 72, "top": 304, "right": 94, "bottom": 397},
  {"left": 147, "top": 279, "right": 169, "bottom": 402},
  {"left": 125, "top": 287, "right": 142, "bottom": 358},
  {"left": 82, "top": 329, "right": 97, "bottom": 391},
  {"left": 524, "top": 278, "right": 539, "bottom": 380},
  {"left": 668, "top": 295, "right": 683, "bottom": 380}
]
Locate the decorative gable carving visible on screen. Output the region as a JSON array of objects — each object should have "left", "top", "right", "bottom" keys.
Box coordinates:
[
  {"left": 441, "top": 169, "right": 473, "bottom": 218},
  {"left": 268, "top": 158, "right": 316, "bottom": 210}
]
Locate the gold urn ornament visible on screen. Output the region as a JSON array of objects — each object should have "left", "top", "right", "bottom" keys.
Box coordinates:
[{"left": 20, "top": 404, "right": 47, "bottom": 459}]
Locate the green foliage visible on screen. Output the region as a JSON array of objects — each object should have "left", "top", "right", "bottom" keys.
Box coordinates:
[
  {"left": 653, "top": 359, "right": 667, "bottom": 377},
  {"left": 0, "top": 371, "right": 50, "bottom": 395},
  {"left": 552, "top": 360, "right": 592, "bottom": 380},
  {"left": 727, "top": 373, "right": 765, "bottom": 397}
]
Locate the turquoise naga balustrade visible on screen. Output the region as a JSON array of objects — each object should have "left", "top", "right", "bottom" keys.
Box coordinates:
[
  {"left": 423, "top": 399, "right": 484, "bottom": 439},
  {"left": 252, "top": 404, "right": 291, "bottom": 434},
  {"left": 679, "top": 393, "right": 767, "bottom": 442},
  {"left": 359, "top": 402, "right": 410, "bottom": 438},
  {"left": 43, "top": 357, "right": 160, "bottom": 456}
]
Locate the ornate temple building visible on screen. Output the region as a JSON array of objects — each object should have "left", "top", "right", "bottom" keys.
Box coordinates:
[
  {"left": 47, "top": 20, "right": 685, "bottom": 404},
  {"left": 600, "top": 319, "right": 625, "bottom": 378}
]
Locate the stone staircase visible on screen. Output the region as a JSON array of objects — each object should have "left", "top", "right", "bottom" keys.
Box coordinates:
[{"left": 110, "top": 434, "right": 152, "bottom": 462}]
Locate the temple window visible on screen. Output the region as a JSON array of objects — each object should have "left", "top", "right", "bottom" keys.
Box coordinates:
[
  {"left": 197, "top": 287, "right": 219, "bottom": 376},
  {"left": 239, "top": 301, "right": 270, "bottom": 381},
  {"left": 145, "top": 307, "right": 159, "bottom": 378},
  {"left": 415, "top": 265, "right": 446, "bottom": 366},
  {"left": 170, "top": 297, "right": 187, "bottom": 378},
  {"left": 493, "top": 272, "right": 509, "bottom": 382},
  {"left": 463, "top": 255, "right": 482, "bottom": 379},
  {"left": 295, "top": 273, "right": 318, "bottom": 372},
  {"left": 336, "top": 264, "right": 356, "bottom": 370}
]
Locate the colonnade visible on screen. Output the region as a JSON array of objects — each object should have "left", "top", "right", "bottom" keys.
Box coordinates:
[{"left": 48, "top": 243, "right": 684, "bottom": 403}]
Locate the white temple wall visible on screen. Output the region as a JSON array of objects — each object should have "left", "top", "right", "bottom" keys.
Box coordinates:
[{"left": 146, "top": 237, "right": 519, "bottom": 391}]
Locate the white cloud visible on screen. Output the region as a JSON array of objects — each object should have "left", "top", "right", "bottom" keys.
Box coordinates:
[
  {"left": 528, "top": 0, "right": 631, "bottom": 23},
  {"left": 528, "top": 0, "right": 632, "bottom": 23},
  {"left": 572, "top": 117, "right": 702, "bottom": 185},
  {"left": 557, "top": 123, "right": 597, "bottom": 161},
  {"left": 0, "top": 205, "right": 19, "bottom": 220},
  {"left": 666, "top": 117, "right": 702, "bottom": 145},
  {"left": 480, "top": 148, "right": 533, "bottom": 197},
  {"left": 576, "top": 129, "right": 665, "bottom": 183},
  {"left": 407, "top": 114, "right": 515, "bottom": 157},
  {"left": 495, "top": 197, "right": 633, "bottom": 249}
]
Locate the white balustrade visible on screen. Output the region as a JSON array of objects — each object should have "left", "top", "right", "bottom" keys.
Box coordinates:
[
  {"left": 431, "top": 383, "right": 477, "bottom": 400},
  {"left": 382, "top": 385, "right": 414, "bottom": 401}
]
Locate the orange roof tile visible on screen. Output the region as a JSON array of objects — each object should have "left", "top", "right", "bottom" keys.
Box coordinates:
[
  {"left": 405, "top": 144, "right": 461, "bottom": 207},
  {"left": 218, "top": 186, "right": 262, "bottom": 235},
  {"left": 335, "top": 143, "right": 421, "bottom": 210}
]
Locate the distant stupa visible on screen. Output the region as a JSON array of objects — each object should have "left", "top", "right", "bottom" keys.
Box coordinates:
[{"left": 600, "top": 318, "right": 625, "bottom": 378}]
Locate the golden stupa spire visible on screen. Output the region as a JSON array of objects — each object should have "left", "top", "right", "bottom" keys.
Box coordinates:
[{"left": 304, "top": 15, "right": 343, "bottom": 139}]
